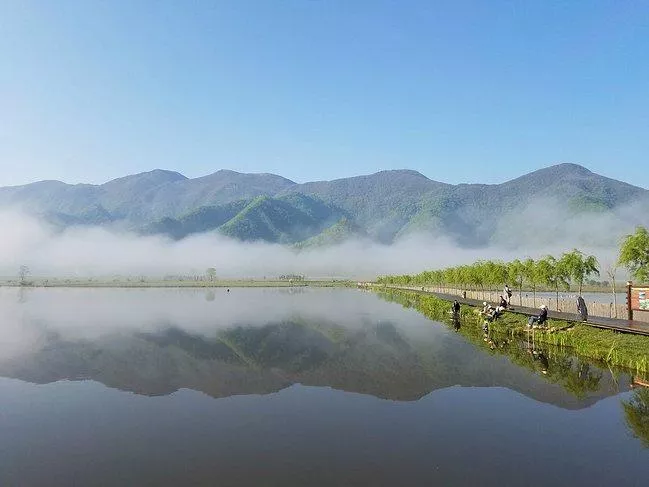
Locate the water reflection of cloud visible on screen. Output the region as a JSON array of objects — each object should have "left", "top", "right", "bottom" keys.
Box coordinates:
[{"left": 0, "top": 287, "right": 437, "bottom": 350}]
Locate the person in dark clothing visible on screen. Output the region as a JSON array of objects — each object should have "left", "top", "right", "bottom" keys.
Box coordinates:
[
  {"left": 576, "top": 295, "right": 588, "bottom": 322},
  {"left": 528, "top": 305, "right": 548, "bottom": 328},
  {"left": 499, "top": 295, "right": 508, "bottom": 309},
  {"left": 452, "top": 300, "right": 461, "bottom": 314}
]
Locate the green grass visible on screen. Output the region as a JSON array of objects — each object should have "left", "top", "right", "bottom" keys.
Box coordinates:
[{"left": 378, "top": 289, "right": 649, "bottom": 377}]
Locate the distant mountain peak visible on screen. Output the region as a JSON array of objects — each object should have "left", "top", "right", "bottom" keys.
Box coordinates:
[
  {"left": 199, "top": 169, "right": 296, "bottom": 185},
  {"left": 102, "top": 169, "right": 187, "bottom": 187},
  {"left": 374, "top": 169, "right": 429, "bottom": 179},
  {"left": 546, "top": 162, "right": 592, "bottom": 175}
]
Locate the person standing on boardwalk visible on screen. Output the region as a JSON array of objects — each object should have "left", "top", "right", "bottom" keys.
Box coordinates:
[
  {"left": 576, "top": 295, "right": 588, "bottom": 322},
  {"left": 503, "top": 284, "right": 512, "bottom": 306}
]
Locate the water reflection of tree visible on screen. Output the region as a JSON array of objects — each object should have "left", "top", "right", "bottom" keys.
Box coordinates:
[
  {"left": 556, "top": 361, "right": 603, "bottom": 399},
  {"left": 623, "top": 388, "right": 649, "bottom": 448},
  {"left": 509, "top": 344, "right": 603, "bottom": 399},
  {"left": 18, "top": 287, "right": 28, "bottom": 304},
  {"left": 379, "top": 290, "right": 605, "bottom": 400}
]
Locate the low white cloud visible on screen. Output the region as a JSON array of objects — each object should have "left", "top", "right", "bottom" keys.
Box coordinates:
[{"left": 0, "top": 203, "right": 641, "bottom": 281}]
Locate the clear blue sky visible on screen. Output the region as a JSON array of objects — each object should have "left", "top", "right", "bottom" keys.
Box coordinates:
[{"left": 1, "top": 0, "right": 647, "bottom": 187}]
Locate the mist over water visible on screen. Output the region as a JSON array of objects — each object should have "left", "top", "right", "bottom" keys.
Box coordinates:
[{"left": 0, "top": 205, "right": 640, "bottom": 279}]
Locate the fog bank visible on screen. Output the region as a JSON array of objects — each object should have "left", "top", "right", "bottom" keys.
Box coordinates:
[{"left": 0, "top": 208, "right": 636, "bottom": 279}]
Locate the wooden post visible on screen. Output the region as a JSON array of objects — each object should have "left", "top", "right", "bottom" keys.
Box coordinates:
[{"left": 627, "top": 281, "right": 633, "bottom": 321}]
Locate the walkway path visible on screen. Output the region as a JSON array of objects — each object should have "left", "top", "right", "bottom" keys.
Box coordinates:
[{"left": 378, "top": 286, "right": 649, "bottom": 337}]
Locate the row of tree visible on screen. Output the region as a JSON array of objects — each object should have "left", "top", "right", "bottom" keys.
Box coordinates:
[
  {"left": 377, "top": 249, "right": 600, "bottom": 306},
  {"left": 377, "top": 226, "right": 649, "bottom": 307}
]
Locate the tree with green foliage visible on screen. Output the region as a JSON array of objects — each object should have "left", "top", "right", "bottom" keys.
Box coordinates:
[
  {"left": 537, "top": 256, "right": 569, "bottom": 309},
  {"left": 471, "top": 261, "right": 487, "bottom": 298},
  {"left": 377, "top": 249, "right": 604, "bottom": 309},
  {"left": 619, "top": 226, "right": 649, "bottom": 282},
  {"left": 521, "top": 258, "right": 539, "bottom": 306},
  {"left": 491, "top": 260, "right": 511, "bottom": 291},
  {"left": 561, "top": 249, "right": 599, "bottom": 294}
]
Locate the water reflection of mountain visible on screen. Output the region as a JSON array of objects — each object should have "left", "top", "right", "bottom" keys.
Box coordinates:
[{"left": 0, "top": 318, "right": 629, "bottom": 409}]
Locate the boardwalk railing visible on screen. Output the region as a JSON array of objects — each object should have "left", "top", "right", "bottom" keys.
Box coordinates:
[{"left": 377, "top": 285, "right": 626, "bottom": 319}]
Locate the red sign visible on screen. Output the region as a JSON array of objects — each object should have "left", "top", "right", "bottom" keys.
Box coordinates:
[{"left": 631, "top": 287, "right": 649, "bottom": 311}]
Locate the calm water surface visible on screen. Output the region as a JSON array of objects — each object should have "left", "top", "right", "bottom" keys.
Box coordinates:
[{"left": 0, "top": 287, "right": 647, "bottom": 486}]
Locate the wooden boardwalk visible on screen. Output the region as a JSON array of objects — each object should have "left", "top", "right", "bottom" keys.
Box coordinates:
[{"left": 381, "top": 286, "right": 649, "bottom": 337}]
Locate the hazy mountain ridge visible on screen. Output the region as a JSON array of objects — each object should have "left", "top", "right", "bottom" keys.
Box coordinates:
[
  {"left": 0, "top": 321, "right": 621, "bottom": 407},
  {"left": 1, "top": 163, "right": 647, "bottom": 247}
]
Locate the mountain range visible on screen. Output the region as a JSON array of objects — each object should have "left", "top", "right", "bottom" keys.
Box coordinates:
[{"left": 1, "top": 163, "right": 647, "bottom": 247}]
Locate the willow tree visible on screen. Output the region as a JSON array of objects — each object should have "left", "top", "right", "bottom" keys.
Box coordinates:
[
  {"left": 619, "top": 226, "right": 649, "bottom": 282},
  {"left": 537, "top": 256, "right": 570, "bottom": 309},
  {"left": 492, "top": 260, "right": 511, "bottom": 291},
  {"left": 469, "top": 262, "right": 487, "bottom": 298},
  {"left": 521, "top": 258, "right": 539, "bottom": 306},
  {"left": 561, "top": 249, "right": 599, "bottom": 294}
]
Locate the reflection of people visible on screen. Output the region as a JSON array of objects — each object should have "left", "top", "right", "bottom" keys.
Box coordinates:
[
  {"left": 451, "top": 300, "right": 461, "bottom": 331},
  {"left": 532, "top": 349, "right": 549, "bottom": 374},
  {"left": 577, "top": 295, "right": 588, "bottom": 322}
]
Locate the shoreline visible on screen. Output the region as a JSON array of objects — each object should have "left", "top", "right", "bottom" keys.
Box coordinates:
[{"left": 377, "top": 288, "right": 649, "bottom": 377}]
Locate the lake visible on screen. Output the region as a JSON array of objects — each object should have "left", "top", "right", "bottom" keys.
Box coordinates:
[{"left": 0, "top": 287, "right": 647, "bottom": 486}]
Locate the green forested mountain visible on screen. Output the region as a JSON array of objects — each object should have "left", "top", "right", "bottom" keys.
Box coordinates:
[
  {"left": 1, "top": 163, "right": 647, "bottom": 247},
  {"left": 295, "top": 218, "right": 368, "bottom": 249},
  {"left": 218, "top": 194, "right": 340, "bottom": 243}
]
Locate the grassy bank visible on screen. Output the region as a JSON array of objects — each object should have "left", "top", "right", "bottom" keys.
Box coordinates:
[{"left": 378, "top": 289, "right": 649, "bottom": 377}]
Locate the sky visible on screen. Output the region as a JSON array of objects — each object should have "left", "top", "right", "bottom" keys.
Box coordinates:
[{"left": 1, "top": 0, "right": 648, "bottom": 188}]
